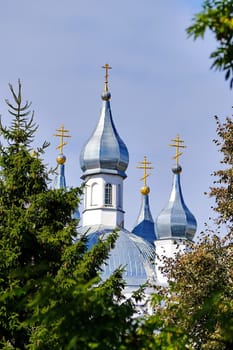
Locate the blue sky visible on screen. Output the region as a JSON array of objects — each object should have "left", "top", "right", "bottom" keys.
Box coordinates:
[{"left": 0, "top": 1, "right": 232, "bottom": 236}]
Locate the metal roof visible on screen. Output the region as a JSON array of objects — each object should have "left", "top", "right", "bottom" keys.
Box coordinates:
[
  {"left": 76, "top": 225, "right": 156, "bottom": 287},
  {"left": 132, "top": 193, "right": 157, "bottom": 244},
  {"left": 80, "top": 92, "right": 129, "bottom": 179},
  {"left": 156, "top": 165, "right": 197, "bottom": 241}
]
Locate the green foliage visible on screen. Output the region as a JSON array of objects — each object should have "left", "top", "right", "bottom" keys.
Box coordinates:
[
  {"left": 210, "top": 116, "right": 233, "bottom": 228},
  {"left": 0, "top": 80, "right": 82, "bottom": 348},
  {"left": 25, "top": 233, "right": 138, "bottom": 350},
  {"left": 187, "top": 0, "right": 233, "bottom": 88},
  {"left": 0, "top": 81, "right": 141, "bottom": 349},
  {"left": 153, "top": 234, "right": 233, "bottom": 349}
]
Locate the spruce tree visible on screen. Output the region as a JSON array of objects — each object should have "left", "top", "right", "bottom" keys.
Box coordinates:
[
  {"left": 0, "top": 80, "right": 81, "bottom": 348},
  {"left": 0, "top": 81, "right": 141, "bottom": 349}
]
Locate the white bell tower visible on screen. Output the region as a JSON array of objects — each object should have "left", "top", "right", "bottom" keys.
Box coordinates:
[{"left": 80, "top": 64, "right": 129, "bottom": 229}]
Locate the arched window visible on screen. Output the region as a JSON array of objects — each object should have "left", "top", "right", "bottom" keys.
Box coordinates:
[
  {"left": 91, "top": 183, "right": 98, "bottom": 206},
  {"left": 105, "top": 183, "right": 112, "bottom": 206}
]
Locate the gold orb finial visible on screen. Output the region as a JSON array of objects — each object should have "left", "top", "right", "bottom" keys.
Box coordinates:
[
  {"left": 56, "top": 154, "right": 66, "bottom": 165},
  {"left": 137, "top": 156, "right": 153, "bottom": 195},
  {"left": 140, "top": 186, "right": 150, "bottom": 195}
]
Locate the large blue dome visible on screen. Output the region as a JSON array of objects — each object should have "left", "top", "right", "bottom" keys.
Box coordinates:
[
  {"left": 80, "top": 92, "right": 129, "bottom": 179},
  {"left": 76, "top": 225, "right": 156, "bottom": 288}
]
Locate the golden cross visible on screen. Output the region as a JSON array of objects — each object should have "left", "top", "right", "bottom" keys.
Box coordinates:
[
  {"left": 54, "top": 124, "right": 71, "bottom": 154},
  {"left": 137, "top": 156, "right": 153, "bottom": 187},
  {"left": 102, "top": 63, "right": 112, "bottom": 92},
  {"left": 169, "top": 135, "right": 186, "bottom": 165}
]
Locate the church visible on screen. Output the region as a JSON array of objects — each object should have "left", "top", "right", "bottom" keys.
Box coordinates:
[{"left": 54, "top": 64, "right": 197, "bottom": 301}]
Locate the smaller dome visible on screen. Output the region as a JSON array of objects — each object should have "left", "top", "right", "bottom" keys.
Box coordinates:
[
  {"left": 156, "top": 166, "right": 197, "bottom": 241},
  {"left": 132, "top": 191, "right": 157, "bottom": 245},
  {"left": 54, "top": 162, "right": 66, "bottom": 189}
]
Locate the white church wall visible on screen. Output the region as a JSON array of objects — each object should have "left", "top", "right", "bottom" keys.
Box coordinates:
[{"left": 155, "top": 238, "right": 187, "bottom": 285}]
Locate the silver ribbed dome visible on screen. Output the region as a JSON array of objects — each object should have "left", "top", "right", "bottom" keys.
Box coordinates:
[
  {"left": 54, "top": 162, "right": 66, "bottom": 189},
  {"left": 80, "top": 92, "right": 129, "bottom": 179},
  {"left": 156, "top": 165, "right": 197, "bottom": 241},
  {"left": 132, "top": 191, "right": 157, "bottom": 245},
  {"left": 54, "top": 157, "right": 80, "bottom": 221},
  {"left": 76, "top": 225, "right": 156, "bottom": 287}
]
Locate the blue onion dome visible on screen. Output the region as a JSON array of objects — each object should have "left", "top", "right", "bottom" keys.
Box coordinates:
[
  {"left": 156, "top": 165, "right": 197, "bottom": 241},
  {"left": 53, "top": 125, "right": 80, "bottom": 220},
  {"left": 75, "top": 225, "right": 156, "bottom": 287},
  {"left": 54, "top": 154, "right": 67, "bottom": 189},
  {"left": 54, "top": 154, "right": 81, "bottom": 219},
  {"left": 80, "top": 82, "right": 129, "bottom": 179},
  {"left": 132, "top": 185, "right": 157, "bottom": 245}
]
